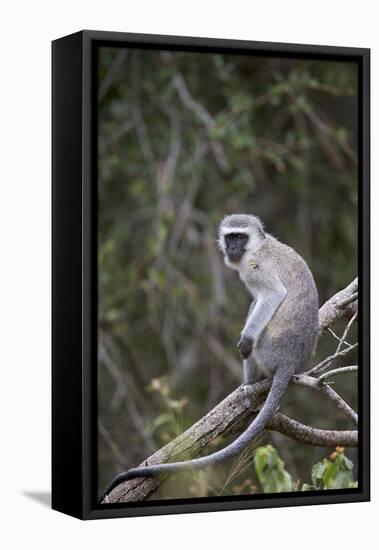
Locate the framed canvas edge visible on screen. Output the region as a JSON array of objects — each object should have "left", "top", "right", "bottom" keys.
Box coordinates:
[
  {"left": 53, "top": 30, "right": 370, "bottom": 520},
  {"left": 52, "top": 31, "right": 85, "bottom": 520},
  {"left": 60, "top": 28, "right": 371, "bottom": 57}
]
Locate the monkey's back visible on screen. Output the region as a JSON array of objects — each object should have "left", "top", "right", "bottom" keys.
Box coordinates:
[{"left": 250, "top": 235, "right": 319, "bottom": 374}]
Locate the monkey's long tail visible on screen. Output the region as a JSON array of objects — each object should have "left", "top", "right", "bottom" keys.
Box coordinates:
[{"left": 100, "top": 369, "right": 292, "bottom": 501}]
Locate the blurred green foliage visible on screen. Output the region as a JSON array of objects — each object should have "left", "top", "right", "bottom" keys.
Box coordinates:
[
  {"left": 97, "top": 46, "right": 358, "bottom": 497},
  {"left": 254, "top": 445, "right": 293, "bottom": 493},
  {"left": 309, "top": 447, "right": 357, "bottom": 490},
  {"left": 254, "top": 444, "right": 356, "bottom": 493}
]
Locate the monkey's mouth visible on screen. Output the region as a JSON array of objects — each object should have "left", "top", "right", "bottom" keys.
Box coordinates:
[{"left": 227, "top": 249, "right": 244, "bottom": 263}]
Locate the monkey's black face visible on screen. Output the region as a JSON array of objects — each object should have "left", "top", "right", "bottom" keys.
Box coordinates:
[{"left": 224, "top": 232, "right": 249, "bottom": 263}]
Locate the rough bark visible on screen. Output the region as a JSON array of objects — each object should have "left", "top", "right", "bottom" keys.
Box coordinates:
[
  {"left": 318, "top": 277, "right": 358, "bottom": 335},
  {"left": 267, "top": 413, "right": 357, "bottom": 447}
]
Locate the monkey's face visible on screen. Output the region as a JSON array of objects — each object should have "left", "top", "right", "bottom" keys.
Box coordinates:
[
  {"left": 218, "top": 215, "right": 266, "bottom": 269},
  {"left": 224, "top": 232, "right": 249, "bottom": 263}
]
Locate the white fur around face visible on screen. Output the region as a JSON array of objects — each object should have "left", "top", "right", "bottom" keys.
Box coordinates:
[
  {"left": 243, "top": 230, "right": 265, "bottom": 255},
  {"left": 219, "top": 226, "right": 251, "bottom": 235},
  {"left": 224, "top": 254, "right": 240, "bottom": 270}
]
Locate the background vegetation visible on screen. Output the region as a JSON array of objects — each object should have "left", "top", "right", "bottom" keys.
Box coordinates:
[{"left": 97, "top": 46, "right": 358, "bottom": 498}]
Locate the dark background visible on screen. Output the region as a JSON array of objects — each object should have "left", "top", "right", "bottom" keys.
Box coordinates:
[{"left": 97, "top": 46, "right": 358, "bottom": 498}]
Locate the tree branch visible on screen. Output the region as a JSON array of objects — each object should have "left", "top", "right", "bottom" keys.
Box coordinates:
[
  {"left": 98, "top": 50, "right": 128, "bottom": 103},
  {"left": 105, "top": 278, "right": 358, "bottom": 503},
  {"left": 318, "top": 277, "right": 358, "bottom": 335},
  {"left": 105, "top": 381, "right": 271, "bottom": 503},
  {"left": 172, "top": 73, "right": 230, "bottom": 173},
  {"left": 318, "top": 366, "right": 358, "bottom": 381},
  {"left": 306, "top": 343, "right": 358, "bottom": 376},
  {"left": 293, "top": 374, "right": 358, "bottom": 426},
  {"left": 267, "top": 413, "right": 357, "bottom": 447}
]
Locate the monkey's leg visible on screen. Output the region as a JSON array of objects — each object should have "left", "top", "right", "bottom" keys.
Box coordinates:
[
  {"left": 243, "top": 356, "right": 265, "bottom": 385},
  {"left": 243, "top": 356, "right": 267, "bottom": 412}
]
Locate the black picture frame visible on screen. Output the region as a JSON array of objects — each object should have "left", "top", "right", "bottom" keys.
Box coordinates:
[{"left": 52, "top": 30, "right": 370, "bottom": 520}]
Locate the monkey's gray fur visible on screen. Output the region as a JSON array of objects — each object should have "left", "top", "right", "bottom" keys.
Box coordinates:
[{"left": 101, "top": 214, "right": 319, "bottom": 500}]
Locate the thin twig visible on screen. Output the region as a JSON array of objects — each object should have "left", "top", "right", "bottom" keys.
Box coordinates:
[
  {"left": 100, "top": 340, "right": 156, "bottom": 454},
  {"left": 336, "top": 311, "right": 358, "bottom": 354},
  {"left": 306, "top": 343, "right": 358, "bottom": 376},
  {"left": 131, "top": 51, "right": 156, "bottom": 182},
  {"left": 99, "top": 420, "right": 128, "bottom": 469},
  {"left": 318, "top": 366, "right": 358, "bottom": 381},
  {"left": 158, "top": 102, "right": 182, "bottom": 190},
  {"left": 294, "top": 375, "right": 358, "bottom": 426},
  {"left": 327, "top": 327, "right": 353, "bottom": 348},
  {"left": 173, "top": 73, "right": 230, "bottom": 172},
  {"left": 98, "top": 50, "right": 128, "bottom": 102}
]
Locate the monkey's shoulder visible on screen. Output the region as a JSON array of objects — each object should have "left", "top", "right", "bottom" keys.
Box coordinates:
[
  {"left": 254, "top": 235, "right": 318, "bottom": 295},
  {"left": 259, "top": 235, "right": 312, "bottom": 270}
]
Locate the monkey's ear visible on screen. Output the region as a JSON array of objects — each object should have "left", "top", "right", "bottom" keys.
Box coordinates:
[
  {"left": 251, "top": 215, "right": 265, "bottom": 237},
  {"left": 258, "top": 225, "right": 265, "bottom": 238}
]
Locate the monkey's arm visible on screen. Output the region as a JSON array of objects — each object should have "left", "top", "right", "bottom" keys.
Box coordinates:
[{"left": 238, "top": 280, "right": 287, "bottom": 359}]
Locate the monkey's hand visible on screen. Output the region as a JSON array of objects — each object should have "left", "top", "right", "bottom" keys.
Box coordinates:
[{"left": 237, "top": 334, "right": 254, "bottom": 359}]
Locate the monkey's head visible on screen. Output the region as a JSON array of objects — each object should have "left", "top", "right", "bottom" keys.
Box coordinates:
[{"left": 218, "top": 214, "right": 266, "bottom": 267}]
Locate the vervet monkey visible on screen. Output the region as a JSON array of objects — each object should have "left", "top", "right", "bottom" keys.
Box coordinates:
[{"left": 101, "top": 214, "right": 319, "bottom": 500}]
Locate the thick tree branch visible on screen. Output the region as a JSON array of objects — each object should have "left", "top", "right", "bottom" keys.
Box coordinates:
[
  {"left": 267, "top": 413, "right": 357, "bottom": 447},
  {"left": 105, "top": 278, "right": 358, "bottom": 503},
  {"left": 318, "top": 277, "right": 358, "bottom": 334},
  {"left": 105, "top": 381, "right": 270, "bottom": 503}
]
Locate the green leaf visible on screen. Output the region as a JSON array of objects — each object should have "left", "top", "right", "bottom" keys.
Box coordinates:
[
  {"left": 311, "top": 451, "right": 356, "bottom": 490},
  {"left": 311, "top": 461, "right": 326, "bottom": 488},
  {"left": 254, "top": 445, "right": 293, "bottom": 493}
]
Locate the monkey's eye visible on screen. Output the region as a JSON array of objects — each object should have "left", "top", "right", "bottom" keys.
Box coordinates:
[{"left": 228, "top": 233, "right": 246, "bottom": 240}]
